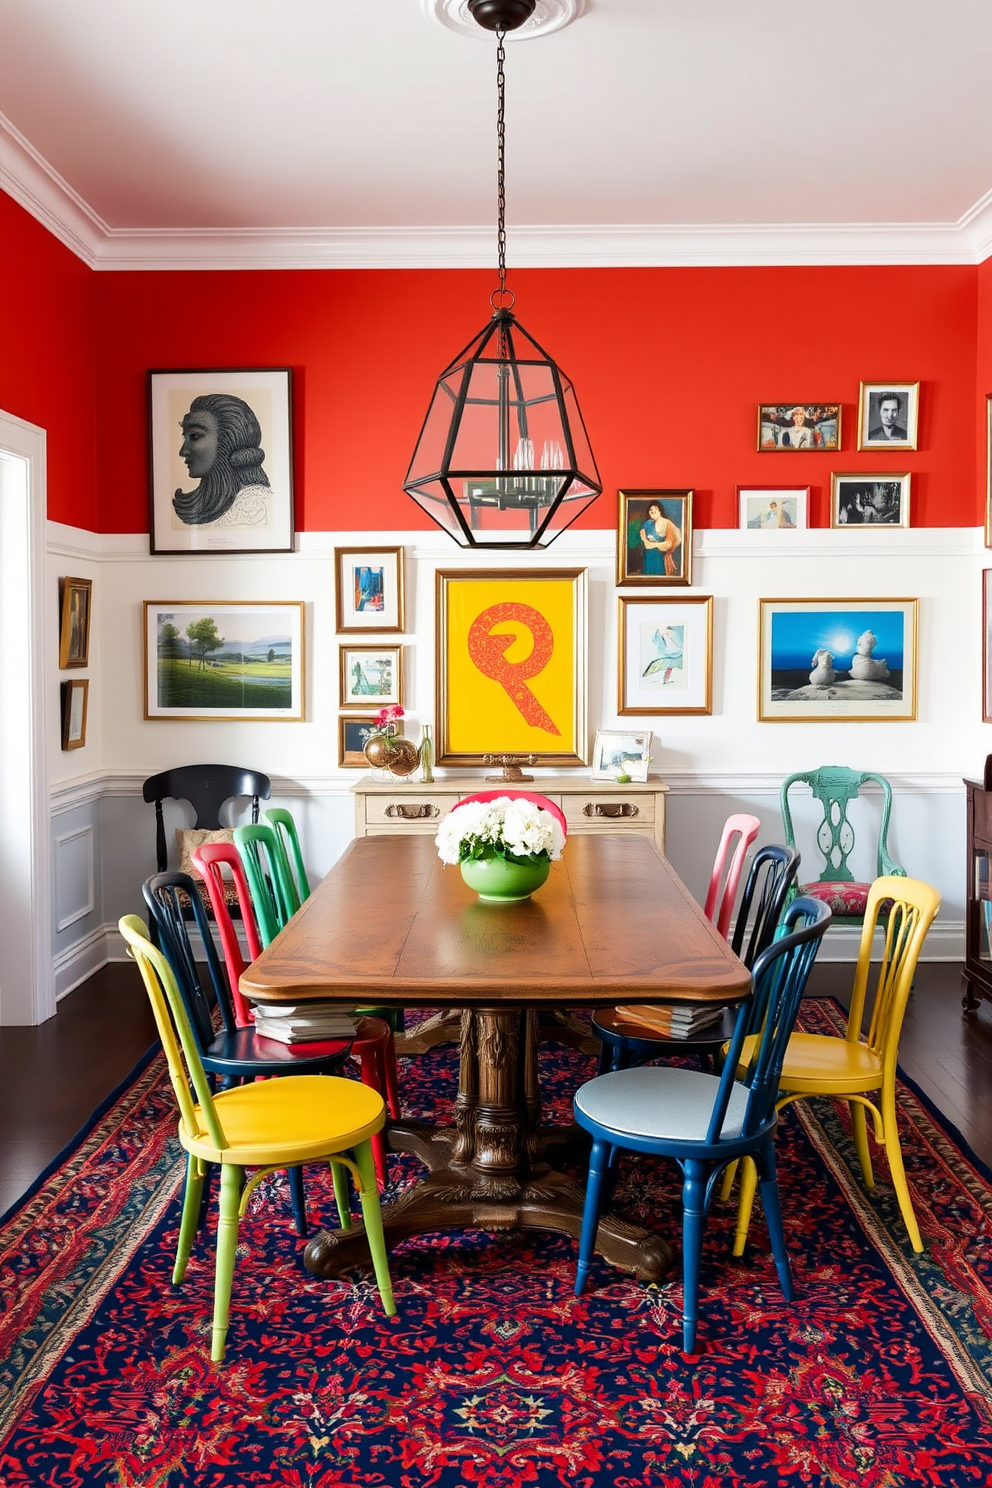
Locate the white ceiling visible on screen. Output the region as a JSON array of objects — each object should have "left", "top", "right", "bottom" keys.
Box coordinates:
[{"left": 1, "top": 0, "right": 991, "bottom": 269}]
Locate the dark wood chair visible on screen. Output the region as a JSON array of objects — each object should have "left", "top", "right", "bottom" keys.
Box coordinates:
[{"left": 143, "top": 765, "right": 272, "bottom": 874}]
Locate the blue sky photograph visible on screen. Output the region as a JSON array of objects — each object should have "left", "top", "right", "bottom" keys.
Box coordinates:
[{"left": 771, "top": 610, "right": 904, "bottom": 671}]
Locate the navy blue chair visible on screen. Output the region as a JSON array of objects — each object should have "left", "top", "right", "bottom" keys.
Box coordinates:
[
  {"left": 573, "top": 896, "right": 831, "bottom": 1354},
  {"left": 592, "top": 845, "right": 801, "bottom": 1074},
  {"left": 142, "top": 870, "right": 353, "bottom": 1236}
]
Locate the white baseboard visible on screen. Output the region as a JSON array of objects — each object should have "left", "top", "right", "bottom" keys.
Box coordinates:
[{"left": 54, "top": 925, "right": 111, "bottom": 999}]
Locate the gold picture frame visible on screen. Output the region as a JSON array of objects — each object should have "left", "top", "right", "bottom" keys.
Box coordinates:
[
  {"left": 616, "top": 489, "right": 692, "bottom": 586},
  {"left": 857, "top": 381, "right": 920, "bottom": 451},
  {"left": 618, "top": 595, "right": 713, "bottom": 716},
  {"left": 335, "top": 546, "right": 405, "bottom": 633},
  {"left": 61, "top": 678, "right": 89, "bottom": 750},
  {"left": 830, "top": 474, "right": 910, "bottom": 528},
  {"left": 339, "top": 644, "right": 404, "bottom": 709},
  {"left": 59, "top": 576, "right": 92, "bottom": 669},
  {"left": 758, "top": 403, "right": 841, "bottom": 451},
  {"left": 758, "top": 598, "right": 918, "bottom": 722},
  {"left": 143, "top": 601, "right": 306, "bottom": 721},
  {"left": 338, "top": 713, "right": 380, "bottom": 768},
  {"left": 435, "top": 568, "right": 587, "bottom": 766}
]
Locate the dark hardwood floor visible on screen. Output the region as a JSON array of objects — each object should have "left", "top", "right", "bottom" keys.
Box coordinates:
[{"left": 1, "top": 958, "right": 991, "bottom": 1217}]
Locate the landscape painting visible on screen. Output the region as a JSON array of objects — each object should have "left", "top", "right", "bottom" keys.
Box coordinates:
[
  {"left": 143, "top": 601, "right": 305, "bottom": 720},
  {"left": 758, "top": 599, "right": 917, "bottom": 722}
]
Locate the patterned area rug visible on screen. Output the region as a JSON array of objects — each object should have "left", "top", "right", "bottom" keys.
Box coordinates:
[{"left": 3, "top": 1004, "right": 992, "bottom": 1487}]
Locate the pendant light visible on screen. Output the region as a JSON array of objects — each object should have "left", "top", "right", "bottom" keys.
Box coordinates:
[{"left": 403, "top": 0, "right": 601, "bottom": 549}]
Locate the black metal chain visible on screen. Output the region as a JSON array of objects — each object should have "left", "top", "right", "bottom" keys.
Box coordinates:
[{"left": 496, "top": 26, "right": 507, "bottom": 304}]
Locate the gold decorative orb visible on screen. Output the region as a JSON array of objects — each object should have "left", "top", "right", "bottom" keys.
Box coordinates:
[{"left": 363, "top": 733, "right": 420, "bottom": 778}]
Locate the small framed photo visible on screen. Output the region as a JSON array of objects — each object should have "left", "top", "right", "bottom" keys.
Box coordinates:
[
  {"left": 830, "top": 474, "right": 910, "bottom": 528},
  {"left": 143, "top": 601, "right": 305, "bottom": 721},
  {"left": 148, "top": 368, "right": 294, "bottom": 554},
  {"left": 618, "top": 595, "right": 713, "bottom": 716},
  {"left": 335, "top": 547, "right": 405, "bottom": 633},
  {"left": 758, "top": 598, "right": 918, "bottom": 722},
  {"left": 591, "top": 729, "right": 653, "bottom": 782},
  {"left": 340, "top": 644, "right": 403, "bottom": 708},
  {"left": 60, "top": 678, "right": 89, "bottom": 750},
  {"left": 58, "top": 576, "right": 92, "bottom": 669},
  {"left": 339, "top": 713, "right": 380, "bottom": 768},
  {"left": 737, "top": 486, "right": 808, "bottom": 531},
  {"left": 616, "top": 489, "right": 692, "bottom": 586},
  {"left": 758, "top": 404, "right": 841, "bottom": 451},
  {"left": 857, "top": 382, "right": 919, "bottom": 451}
]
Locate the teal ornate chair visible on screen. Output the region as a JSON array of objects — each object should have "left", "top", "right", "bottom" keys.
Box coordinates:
[{"left": 780, "top": 766, "right": 906, "bottom": 927}]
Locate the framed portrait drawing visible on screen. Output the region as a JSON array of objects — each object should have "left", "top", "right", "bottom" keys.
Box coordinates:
[
  {"left": 737, "top": 486, "right": 808, "bottom": 531},
  {"left": 857, "top": 382, "right": 919, "bottom": 451},
  {"left": 59, "top": 576, "right": 92, "bottom": 668},
  {"left": 148, "top": 368, "right": 294, "bottom": 554},
  {"left": 758, "top": 598, "right": 918, "bottom": 722},
  {"left": 340, "top": 644, "right": 403, "bottom": 708},
  {"left": 830, "top": 474, "right": 910, "bottom": 528},
  {"left": 60, "top": 678, "right": 89, "bottom": 750},
  {"left": 339, "top": 713, "right": 380, "bottom": 768},
  {"left": 758, "top": 404, "right": 840, "bottom": 451},
  {"left": 616, "top": 489, "right": 692, "bottom": 586},
  {"left": 335, "top": 547, "right": 405, "bottom": 633},
  {"left": 435, "top": 568, "right": 587, "bottom": 766},
  {"left": 590, "top": 729, "right": 653, "bottom": 782},
  {"left": 143, "top": 601, "right": 305, "bottom": 721},
  {"left": 618, "top": 595, "right": 713, "bottom": 716}
]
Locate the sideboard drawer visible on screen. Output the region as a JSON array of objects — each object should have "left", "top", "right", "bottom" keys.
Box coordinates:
[
  {"left": 363, "top": 793, "right": 450, "bottom": 829},
  {"left": 564, "top": 793, "right": 655, "bottom": 830}
]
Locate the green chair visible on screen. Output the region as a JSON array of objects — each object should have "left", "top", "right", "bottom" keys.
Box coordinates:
[
  {"left": 780, "top": 766, "right": 906, "bottom": 928},
  {"left": 232, "top": 822, "right": 298, "bottom": 945}
]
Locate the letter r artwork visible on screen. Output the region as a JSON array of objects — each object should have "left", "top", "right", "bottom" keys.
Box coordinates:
[{"left": 467, "top": 603, "right": 562, "bottom": 736}]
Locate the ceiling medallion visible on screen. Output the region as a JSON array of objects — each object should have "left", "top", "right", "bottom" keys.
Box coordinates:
[{"left": 423, "top": 0, "right": 585, "bottom": 41}]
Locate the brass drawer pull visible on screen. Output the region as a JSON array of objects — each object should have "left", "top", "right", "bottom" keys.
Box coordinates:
[
  {"left": 584, "top": 802, "right": 638, "bottom": 819},
  {"left": 385, "top": 803, "right": 439, "bottom": 820}
]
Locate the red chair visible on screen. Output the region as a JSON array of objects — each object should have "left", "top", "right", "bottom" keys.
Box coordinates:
[
  {"left": 191, "top": 840, "right": 399, "bottom": 1186},
  {"left": 703, "top": 813, "right": 761, "bottom": 940},
  {"left": 456, "top": 789, "right": 568, "bottom": 839}
]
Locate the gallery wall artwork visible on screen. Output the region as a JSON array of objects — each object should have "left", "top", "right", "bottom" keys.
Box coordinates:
[
  {"left": 758, "top": 598, "right": 918, "bottom": 722},
  {"left": 143, "top": 601, "right": 305, "bottom": 721}
]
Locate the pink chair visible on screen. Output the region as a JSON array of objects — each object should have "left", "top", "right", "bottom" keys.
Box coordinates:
[
  {"left": 456, "top": 789, "right": 568, "bottom": 839},
  {"left": 703, "top": 813, "right": 761, "bottom": 940},
  {"left": 190, "top": 840, "right": 398, "bottom": 1186}
]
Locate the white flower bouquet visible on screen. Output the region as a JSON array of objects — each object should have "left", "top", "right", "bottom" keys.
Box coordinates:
[{"left": 436, "top": 795, "right": 566, "bottom": 868}]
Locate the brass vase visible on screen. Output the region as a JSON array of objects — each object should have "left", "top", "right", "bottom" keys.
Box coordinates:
[{"left": 363, "top": 729, "right": 420, "bottom": 779}]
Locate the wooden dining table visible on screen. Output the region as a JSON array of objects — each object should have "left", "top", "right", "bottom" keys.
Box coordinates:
[{"left": 240, "top": 832, "right": 751, "bottom": 1282}]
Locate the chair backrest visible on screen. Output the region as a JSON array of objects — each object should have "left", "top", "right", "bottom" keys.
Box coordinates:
[
  {"left": 847, "top": 875, "right": 941, "bottom": 1066},
  {"left": 142, "top": 871, "right": 239, "bottom": 1045},
  {"left": 456, "top": 789, "right": 568, "bottom": 839},
  {"left": 703, "top": 813, "right": 761, "bottom": 939},
  {"left": 233, "top": 822, "right": 298, "bottom": 946},
  {"left": 190, "top": 840, "right": 264, "bottom": 1027},
  {"left": 780, "top": 766, "right": 901, "bottom": 885},
  {"left": 142, "top": 765, "right": 272, "bottom": 873},
  {"left": 730, "top": 844, "right": 801, "bottom": 970},
  {"left": 264, "top": 807, "right": 311, "bottom": 905},
  {"left": 709, "top": 896, "right": 832, "bottom": 1145},
  {"left": 119, "top": 914, "right": 228, "bottom": 1150}
]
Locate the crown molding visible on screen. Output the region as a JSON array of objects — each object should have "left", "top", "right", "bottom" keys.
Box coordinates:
[{"left": 0, "top": 110, "right": 104, "bottom": 268}]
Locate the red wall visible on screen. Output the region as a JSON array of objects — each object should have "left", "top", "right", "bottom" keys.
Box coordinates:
[
  {"left": 93, "top": 262, "right": 980, "bottom": 534},
  {"left": 0, "top": 192, "right": 97, "bottom": 528}
]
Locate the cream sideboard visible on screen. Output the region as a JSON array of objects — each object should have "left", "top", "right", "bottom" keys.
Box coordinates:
[{"left": 352, "top": 774, "right": 667, "bottom": 853}]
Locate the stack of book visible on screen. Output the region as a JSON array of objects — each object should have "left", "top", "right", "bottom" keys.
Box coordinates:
[
  {"left": 251, "top": 1001, "right": 357, "bottom": 1045},
  {"left": 614, "top": 1002, "right": 728, "bottom": 1040}
]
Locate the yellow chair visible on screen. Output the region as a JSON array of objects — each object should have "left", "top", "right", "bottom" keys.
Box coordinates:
[
  {"left": 119, "top": 914, "right": 397, "bottom": 1363},
  {"left": 726, "top": 875, "right": 940, "bottom": 1256}
]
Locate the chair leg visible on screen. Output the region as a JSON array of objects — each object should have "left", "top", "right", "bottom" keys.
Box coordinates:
[
  {"left": 681, "top": 1159, "right": 708, "bottom": 1354},
  {"left": 381, "top": 1031, "right": 401, "bottom": 1120},
  {"left": 174, "top": 1153, "right": 204, "bottom": 1285},
  {"left": 211, "top": 1163, "right": 244, "bottom": 1364},
  {"left": 354, "top": 1140, "right": 397, "bottom": 1317},
  {"left": 330, "top": 1158, "right": 352, "bottom": 1230},
  {"left": 849, "top": 1100, "right": 875, "bottom": 1190},
  {"left": 575, "top": 1138, "right": 611, "bottom": 1296},
  {"left": 755, "top": 1143, "right": 794, "bottom": 1301},
  {"left": 731, "top": 1156, "right": 759, "bottom": 1258},
  {"left": 357, "top": 1049, "right": 388, "bottom": 1187},
  {"left": 881, "top": 1091, "right": 924, "bottom": 1252},
  {"left": 596, "top": 1039, "right": 611, "bottom": 1076},
  {"left": 718, "top": 1158, "right": 739, "bottom": 1204},
  {"left": 288, "top": 1165, "right": 307, "bottom": 1237}
]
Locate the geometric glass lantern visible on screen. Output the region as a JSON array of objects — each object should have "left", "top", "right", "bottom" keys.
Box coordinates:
[{"left": 403, "top": 0, "right": 601, "bottom": 548}]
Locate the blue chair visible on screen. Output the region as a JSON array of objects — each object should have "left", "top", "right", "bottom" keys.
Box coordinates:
[
  {"left": 592, "top": 844, "right": 800, "bottom": 1073},
  {"left": 573, "top": 896, "right": 832, "bottom": 1354}
]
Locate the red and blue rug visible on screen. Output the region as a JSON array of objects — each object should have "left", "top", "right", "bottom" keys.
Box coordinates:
[{"left": 2, "top": 1003, "right": 992, "bottom": 1487}]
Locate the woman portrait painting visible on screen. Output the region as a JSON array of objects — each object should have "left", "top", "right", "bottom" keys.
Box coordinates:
[
  {"left": 618, "top": 490, "right": 691, "bottom": 585},
  {"left": 149, "top": 369, "right": 294, "bottom": 553}
]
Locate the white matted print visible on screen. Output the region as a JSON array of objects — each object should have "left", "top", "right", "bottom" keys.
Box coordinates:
[
  {"left": 148, "top": 369, "right": 294, "bottom": 554},
  {"left": 830, "top": 474, "right": 910, "bottom": 528},
  {"left": 738, "top": 486, "right": 808, "bottom": 530},
  {"left": 618, "top": 595, "right": 713, "bottom": 716},
  {"left": 340, "top": 644, "right": 403, "bottom": 708},
  {"left": 335, "top": 547, "right": 405, "bottom": 633},
  {"left": 857, "top": 382, "right": 919, "bottom": 451},
  {"left": 143, "top": 601, "right": 305, "bottom": 721},
  {"left": 590, "top": 729, "right": 653, "bottom": 782}
]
